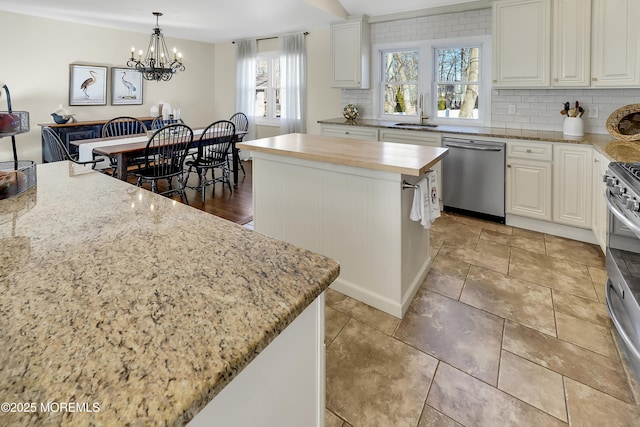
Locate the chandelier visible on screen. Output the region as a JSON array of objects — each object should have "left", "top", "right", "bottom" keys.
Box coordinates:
[{"left": 127, "top": 12, "right": 185, "bottom": 82}]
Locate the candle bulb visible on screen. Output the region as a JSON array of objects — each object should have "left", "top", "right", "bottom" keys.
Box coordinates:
[
  {"left": 150, "top": 46, "right": 154, "bottom": 59},
  {"left": 138, "top": 50, "right": 143, "bottom": 61},
  {"left": 131, "top": 46, "right": 135, "bottom": 60},
  {"left": 173, "top": 47, "right": 177, "bottom": 61},
  {"left": 160, "top": 52, "right": 164, "bottom": 66},
  {"left": 178, "top": 52, "right": 182, "bottom": 64}
]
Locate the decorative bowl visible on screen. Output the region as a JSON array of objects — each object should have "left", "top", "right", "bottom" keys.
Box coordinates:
[
  {"left": 0, "top": 161, "right": 37, "bottom": 200},
  {"left": 51, "top": 113, "right": 70, "bottom": 124}
]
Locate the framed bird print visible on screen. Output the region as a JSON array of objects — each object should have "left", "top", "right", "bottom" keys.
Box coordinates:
[
  {"left": 69, "top": 64, "right": 107, "bottom": 106},
  {"left": 111, "top": 67, "right": 143, "bottom": 105}
]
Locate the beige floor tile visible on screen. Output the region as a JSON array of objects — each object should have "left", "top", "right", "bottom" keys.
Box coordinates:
[
  {"left": 418, "top": 405, "right": 463, "bottom": 427},
  {"left": 427, "top": 363, "right": 566, "bottom": 427},
  {"left": 512, "top": 227, "right": 545, "bottom": 241},
  {"left": 544, "top": 234, "right": 606, "bottom": 268},
  {"left": 451, "top": 214, "right": 514, "bottom": 235},
  {"left": 555, "top": 311, "right": 618, "bottom": 359},
  {"left": 421, "top": 270, "right": 465, "bottom": 300},
  {"left": 480, "top": 229, "right": 546, "bottom": 254},
  {"left": 475, "top": 238, "right": 511, "bottom": 259},
  {"left": 509, "top": 247, "right": 598, "bottom": 300},
  {"left": 552, "top": 290, "right": 612, "bottom": 329},
  {"left": 461, "top": 266, "right": 556, "bottom": 336},
  {"left": 325, "top": 305, "right": 349, "bottom": 347},
  {"left": 326, "top": 319, "right": 438, "bottom": 427},
  {"left": 439, "top": 244, "right": 509, "bottom": 275},
  {"left": 325, "top": 409, "right": 346, "bottom": 427},
  {"left": 498, "top": 350, "right": 567, "bottom": 422},
  {"left": 565, "top": 377, "right": 640, "bottom": 426},
  {"left": 325, "top": 288, "right": 399, "bottom": 335},
  {"left": 430, "top": 252, "right": 471, "bottom": 281},
  {"left": 503, "top": 321, "right": 634, "bottom": 403},
  {"left": 430, "top": 226, "right": 479, "bottom": 251},
  {"left": 394, "top": 288, "right": 503, "bottom": 385},
  {"left": 589, "top": 266, "right": 608, "bottom": 303}
]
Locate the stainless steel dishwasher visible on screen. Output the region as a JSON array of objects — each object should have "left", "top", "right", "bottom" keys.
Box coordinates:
[{"left": 441, "top": 137, "right": 506, "bottom": 223}]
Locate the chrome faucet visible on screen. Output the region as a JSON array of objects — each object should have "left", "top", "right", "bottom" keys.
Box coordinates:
[{"left": 419, "top": 93, "right": 430, "bottom": 124}]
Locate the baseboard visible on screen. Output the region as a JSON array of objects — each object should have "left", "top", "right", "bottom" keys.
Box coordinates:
[
  {"left": 506, "top": 214, "right": 597, "bottom": 245},
  {"left": 330, "top": 277, "right": 403, "bottom": 319}
]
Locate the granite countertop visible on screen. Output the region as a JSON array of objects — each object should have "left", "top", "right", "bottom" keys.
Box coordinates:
[
  {"left": 0, "top": 162, "right": 339, "bottom": 426},
  {"left": 318, "top": 118, "right": 640, "bottom": 163},
  {"left": 237, "top": 132, "right": 448, "bottom": 176}
]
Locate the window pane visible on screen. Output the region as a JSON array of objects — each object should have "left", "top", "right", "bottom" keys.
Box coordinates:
[
  {"left": 436, "top": 47, "right": 479, "bottom": 83},
  {"left": 383, "top": 84, "right": 418, "bottom": 115},
  {"left": 383, "top": 51, "right": 418, "bottom": 82},
  {"left": 436, "top": 84, "right": 478, "bottom": 119},
  {"left": 256, "top": 58, "right": 268, "bottom": 118}
]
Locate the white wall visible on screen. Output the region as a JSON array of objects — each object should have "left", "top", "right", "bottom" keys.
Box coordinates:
[{"left": 0, "top": 11, "right": 342, "bottom": 164}]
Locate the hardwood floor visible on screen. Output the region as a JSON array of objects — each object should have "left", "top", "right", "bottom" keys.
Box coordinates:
[{"left": 130, "top": 160, "right": 253, "bottom": 224}]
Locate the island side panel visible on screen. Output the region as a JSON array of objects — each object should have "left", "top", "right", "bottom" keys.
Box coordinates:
[{"left": 251, "top": 151, "right": 419, "bottom": 317}]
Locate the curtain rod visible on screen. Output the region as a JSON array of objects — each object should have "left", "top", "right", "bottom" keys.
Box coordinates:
[{"left": 232, "top": 32, "right": 308, "bottom": 44}]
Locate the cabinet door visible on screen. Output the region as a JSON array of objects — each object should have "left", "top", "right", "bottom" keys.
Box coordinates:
[
  {"left": 552, "top": 0, "right": 591, "bottom": 87},
  {"left": 493, "top": 0, "right": 551, "bottom": 87},
  {"left": 506, "top": 159, "right": 552, "bottom": 221},
  {"left": 591, "top": 0, "right": 640, "bottom": 87},
  {"left": 591, "top": 150, "right": 608, "bottom": 253},
  {"left": 330, "top": 18, "right": 370, "bottom": 89},
  {"left": 553, "top": 144, "right": 592, "bottom": 228}
]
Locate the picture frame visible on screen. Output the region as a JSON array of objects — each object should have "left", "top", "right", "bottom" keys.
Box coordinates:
[
  {"left": 69, "top": 64, "right": 107, "bottom": 106},
  {"left": 111, "top": 67, "right": 143, "bottom": 105}
]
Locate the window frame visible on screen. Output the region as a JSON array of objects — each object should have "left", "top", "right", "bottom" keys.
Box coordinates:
[
  {"left": 373, "top": 36, "right": 491, "bottom": 127},
  {"left": 255, "top": 50, "right": 281, "bottom": 127}
]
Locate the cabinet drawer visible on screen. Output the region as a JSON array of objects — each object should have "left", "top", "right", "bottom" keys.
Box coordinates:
[
  {"left": 320, "top": 125, "right": 378, "bottom": 140},
  {"left": 379, "top": 129, "right": 441, "bottom": 147},
  {"left": 506, "top": 140, "right": 553, "bottom": 161}
]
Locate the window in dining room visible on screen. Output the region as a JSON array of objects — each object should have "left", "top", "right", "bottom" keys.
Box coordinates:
[{"left": 255, "top": 51, "right": 280, "bottom": 125}]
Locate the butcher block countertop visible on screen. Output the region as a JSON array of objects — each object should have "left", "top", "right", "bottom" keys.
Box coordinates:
[
  {"left": 237, "top": 133, "right": 449, "bottom": 176},
  {"left": 0, "top": 162, "right": 339, "bottom": 426}
]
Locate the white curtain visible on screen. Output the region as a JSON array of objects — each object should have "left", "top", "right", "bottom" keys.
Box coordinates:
[
  {"left": 235, "top": 39, "right": 257, "bottom": 142},
  {"left": 279, "top": 33, "right": 307, "bottom": 134}
]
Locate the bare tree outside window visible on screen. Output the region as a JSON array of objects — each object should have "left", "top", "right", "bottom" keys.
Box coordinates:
[
  {"left": 436, "top": 47, "right": 480, "bottom": 119},
  {"left": 382, "top": 50, "right": 419, "bottom": 115}
]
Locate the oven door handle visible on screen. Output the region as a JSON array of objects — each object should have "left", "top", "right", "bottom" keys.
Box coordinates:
[
  {"left": 605, "top": 188, "right": 640, "bottom": 235},
  {"left": 605, "top": 279, "right": 640, "bottom": 361}
]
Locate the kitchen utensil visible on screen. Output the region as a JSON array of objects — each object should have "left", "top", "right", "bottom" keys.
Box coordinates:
[
  {"left": 574, "top": 101, "right": 580, "bottom": 117},
  {"left": 564, "top": 102, "right": 570, "bottom": 115},
  {"left": 579, "top": 106, "right": 585, "bottom": 117}
]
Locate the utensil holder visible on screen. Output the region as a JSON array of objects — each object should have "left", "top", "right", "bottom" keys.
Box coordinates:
[{"left": 563, "top": 117, "right": 584, "bottom": 137}]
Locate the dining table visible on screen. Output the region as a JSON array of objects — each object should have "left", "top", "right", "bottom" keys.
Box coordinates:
[{"left": 70, "top": 127, "right": 247, "bottom": 183}]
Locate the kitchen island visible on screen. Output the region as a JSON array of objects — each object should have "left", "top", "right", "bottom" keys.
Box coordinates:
[
  {"left": 238, "top": 133, "right": 448, "bottom": 318},
  {"left": 0, "top": 162, "right": 339, "bottom": 426}
]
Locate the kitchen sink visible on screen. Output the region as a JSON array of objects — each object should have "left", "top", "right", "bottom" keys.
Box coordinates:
[{"left": 393, "top": 122, "right": 438, "bottom": 128}]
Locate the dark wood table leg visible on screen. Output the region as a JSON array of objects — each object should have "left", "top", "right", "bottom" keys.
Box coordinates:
[
  {"left": 232, "top": 140, "right": 239, "bottom": 186},
  {"left": 116, "top": 153, "right": 128, "bottom": 181}
]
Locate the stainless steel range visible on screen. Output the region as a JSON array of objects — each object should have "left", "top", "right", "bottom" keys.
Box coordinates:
[{"left": 604, "top": 161, "right": 640, "bottom": 384}]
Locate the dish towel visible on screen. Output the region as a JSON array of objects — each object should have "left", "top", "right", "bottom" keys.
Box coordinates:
[{"left": 409, "top": 171, "right": 440, "bottom": 229}]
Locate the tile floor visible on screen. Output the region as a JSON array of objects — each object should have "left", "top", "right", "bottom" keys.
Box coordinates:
[{"left": 324, "top": 212, "right": 640, "bottom": 427}]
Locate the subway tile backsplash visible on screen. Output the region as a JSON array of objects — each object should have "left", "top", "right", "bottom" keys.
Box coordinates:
[{"left": 341, "top": 7, "right": 639, "bottom": 135}]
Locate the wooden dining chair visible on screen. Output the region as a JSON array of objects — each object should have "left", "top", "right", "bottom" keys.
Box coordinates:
[
  {"left": 42, "top": 127, "right": 105, "bottom": 168},
  {"left": 133, "top": 123, "right": 193, "bottom": 205},
  {"left": 151, "top": 115, "right": 185, "bottom": 130},
  {"left": 184, "top": 120, "right": 236, "bottom": 201},
  {"left": 102, "top": 116, "right": 149, "bottom": 177},
  {"left": 229, "top": 112, "right": 248, "bottom": 176}
]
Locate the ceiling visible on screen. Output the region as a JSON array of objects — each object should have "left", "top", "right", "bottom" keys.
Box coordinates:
[{"left": 0, "top": 0, "right": 486, "bottom": 44}]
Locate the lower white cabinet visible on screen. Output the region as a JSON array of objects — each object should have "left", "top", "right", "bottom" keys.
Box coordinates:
[
  {"left": 553, "top": 143, "right": 592, "bottom": 228},
  {"left": 320, "top": 125, "right": 378, "bottom": 140},
  {"left": 591, "top": 150, "right": 608, "bottom": 252},
  {"left": 506, "top": 158, "right": 553, "bottom": 220}
]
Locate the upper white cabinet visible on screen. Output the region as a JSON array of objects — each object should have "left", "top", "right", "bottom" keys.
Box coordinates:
[
  {"left": 330, "top": 16, "right": 370, "bottom": 89},
  {"left": 493, "top": 0, "right": 551, "bottom": 87},
  {"left": 591, "top": 0, "right": 640, "bottom": 87},
  {"left": 552, "top": 0, "right": 591, "bottom": 87}
]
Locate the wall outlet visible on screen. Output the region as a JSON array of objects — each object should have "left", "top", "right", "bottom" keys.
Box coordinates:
[
  {"left": 589, "top": 107, "right": 598, "bottom": 118},
  {"left": 508, "top": 104, "right": 516, "bottom": 115}
]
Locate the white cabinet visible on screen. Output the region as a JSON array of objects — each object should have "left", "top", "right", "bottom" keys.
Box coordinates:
[
  {"left": 506, "top": 141, "right": 553, "bottom": 220},
  {"left": 591, "top": 150, "right": 608, "bottom": 252},
  {"left": 591, "top": 0, "right": 640, "bottom": 87},
  {"left": 552, "top": 0, "right": 591, "bottom": 87},
  {"left": 493, "top": 0, "right": 551, "bottom": 87},
  {"left": 553, "top": 143, "right": 592, "bottom": 228},
  {"left": 320, "top": 125, "right": 378, "bottom": 140},
  {"left": 330, "top": 16, "right": 370, "bottom": 89},
  {"left": 379, "top": 129, "right": 443, "bottom": 199}
]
